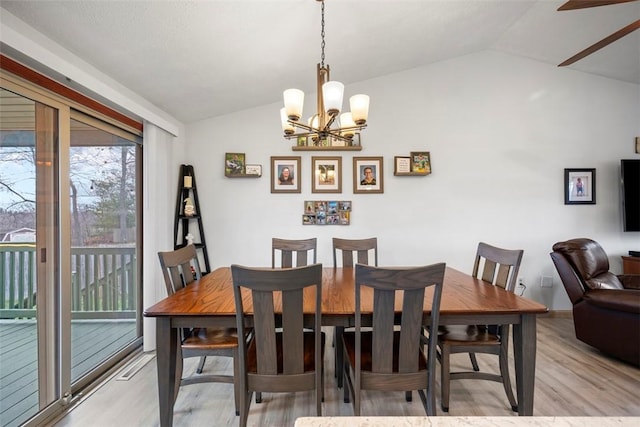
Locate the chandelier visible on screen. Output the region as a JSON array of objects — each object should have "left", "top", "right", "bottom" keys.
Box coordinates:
[{"left": 280, "top": 0, "right": 370, "bottom": 145}]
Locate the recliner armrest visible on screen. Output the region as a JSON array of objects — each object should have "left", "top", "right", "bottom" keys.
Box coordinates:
[
  {"left": 583, "top": 289, "right": 640, "bottom": 314},
  {"left": 618, "top": 274, "right": 640, "bottom": 290}
]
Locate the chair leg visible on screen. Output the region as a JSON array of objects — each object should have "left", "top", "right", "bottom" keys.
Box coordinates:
[
  {"left": 354, "top": 375, "right": 360, "bottom": 416},
  {"left": 405, "top": 391, "right": 412, "bottom": 402},
  {"left": 468, "top": 352, "right": 479, "bottom": 371},
  {"left": 233, "top": 350, "right": 240, "bottom": 416},
  {"left": 440, "top": 344, "right": 450, "bottom": 412},
  {"left": 335, "top": 326, "right": 345, "bottom": 388},
  {"left": 238, "top": 390, "right": 252, "bottom": 427},
  {"left": 196, "top": 356, "right": 207, "bottom": 374},
  {"left": 343, "top": 356, "right": 351, "bottom": 404},
  {"left": 321, "top": 364, "right": 325, "bottom": 403},
  {"left": 499, "top": 341, "right": 518, "bottom": 412},
  {"left": 255, "top": 392, "right": 262, "bottom": 403}
]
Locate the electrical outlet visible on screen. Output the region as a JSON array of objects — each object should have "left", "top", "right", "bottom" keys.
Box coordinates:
[
  {"left": 540, "top": 275, "right": 553, "bottom": 288},
  {"left": 516, "top": 278, "right": 526, "bottom": 296}
]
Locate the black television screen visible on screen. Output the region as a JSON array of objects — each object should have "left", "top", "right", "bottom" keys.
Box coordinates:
[{"left": 621, "top": 159, "right": 640, "bottom": 232}]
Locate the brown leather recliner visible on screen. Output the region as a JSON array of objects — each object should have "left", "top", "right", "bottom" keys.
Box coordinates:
[{"left": 550, "top": 238, "right": 640, "bottom": 366}]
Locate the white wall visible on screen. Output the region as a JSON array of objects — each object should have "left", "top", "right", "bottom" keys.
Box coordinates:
[{"left": 186, "top": 51, "right": 640, "bottom": 310}]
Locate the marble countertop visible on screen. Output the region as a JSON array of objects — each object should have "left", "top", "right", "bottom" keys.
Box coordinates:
[{"left": 294, "top": 417, "right": 638, "bottom": 427}]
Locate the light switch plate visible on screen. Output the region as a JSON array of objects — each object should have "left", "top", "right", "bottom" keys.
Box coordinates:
[{"left": 540, "top": 276, "right": 554, "bottom": 288}]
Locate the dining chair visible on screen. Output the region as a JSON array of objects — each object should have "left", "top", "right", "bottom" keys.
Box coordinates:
[
  {"left": 341, "top": 263, "right": 446, "bottom": 416},
  {"left": 157, "top": 244, "right": 240, "bottom": 413},
  {"left": 437, "top": 242, "right": 523, "bottom": 412},
  {"left": 272, "top": 237, "right": 317, "bottom": 268},
  {"left": 332, "top": 237, "right": 378, "bottom": 387},
  {"left": 257, "top": 237, "right": 319, "bottom": 403},
  {"left": 230, "top": 263, "right": 324, "bottom": 427}
]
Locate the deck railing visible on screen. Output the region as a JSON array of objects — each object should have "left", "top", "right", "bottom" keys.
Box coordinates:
[{"left": 0, "top": 243, "right": 137, "bottom": 319}]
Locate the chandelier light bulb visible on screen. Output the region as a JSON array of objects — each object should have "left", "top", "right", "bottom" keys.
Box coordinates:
[
  {"left": 322, "top": 81, "right": 344, "bottom": 116},
  {"left": 339, "top": 112, "right": 355, "bottom": 138},
  {"left": 280, "top": 108, "right": 294, "bottom": 135},
  {"left": 283, "top": 89, "right": 304, "bottom": 121},
  {"left": 350, "top": 94, "right": 370, "bottom": 125},
  {"left": 308, "top": 115, "right": 320, "bottom": 130}
]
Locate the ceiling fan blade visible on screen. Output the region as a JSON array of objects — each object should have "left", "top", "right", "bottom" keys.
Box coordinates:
[
  {"left": 559, "top": 19, "right": 640, "bottom": 66},
  {"left": 558, "top": 0, "right": 638, "bottom": 11}
]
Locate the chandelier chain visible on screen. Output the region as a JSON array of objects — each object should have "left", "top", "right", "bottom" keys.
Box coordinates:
[{"left": 320, "top": 0, "right": 325, "bottom": 68}]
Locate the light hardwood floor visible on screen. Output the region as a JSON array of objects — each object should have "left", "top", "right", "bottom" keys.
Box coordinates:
[{"left": 50, "top": 316, "right": 640, "bottom": 426}]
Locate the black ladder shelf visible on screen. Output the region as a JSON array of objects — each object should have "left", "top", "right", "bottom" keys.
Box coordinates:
[{"left": 174, "top": 164, "right": 211, "bottom": 274}]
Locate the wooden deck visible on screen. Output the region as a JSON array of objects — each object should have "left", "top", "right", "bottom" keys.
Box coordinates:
[{"left": 0, "top": 318, "right": 137, "bottom": 427}]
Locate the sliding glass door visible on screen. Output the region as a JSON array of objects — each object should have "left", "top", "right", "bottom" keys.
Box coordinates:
[
  {"left": 0, "top": 87, "right": 62, "bottom": 426},
  {"left": 68, "top": 116, "right": 140, "bottom": 384},
  {"left": 0, "top": 81, "right": 142, "bottom": 426}
]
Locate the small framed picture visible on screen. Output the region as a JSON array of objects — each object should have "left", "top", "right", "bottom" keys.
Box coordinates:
[
  {"left": 271, "top": 156, "right": 301, "bottom": 193},
  {"left": 225, "top": 153, "right": 245, "bottom": 176},
  {"left": 394, "top": 156, "right": 411, "bottom": 175},
  {"left": 245, "top": 164, "right": 262, "bottom": 176},
  {"left": 564, "top": 168, "right": 596, "bottom": 205},
  {"left": 410, "top": 151, "right": 431, "bottom": 174},
  {"left": 353, "top": 156, "right": 383, "bottom": 194},
  {"left": 312, "top": 156, "right": 342, "bottom": 193}
]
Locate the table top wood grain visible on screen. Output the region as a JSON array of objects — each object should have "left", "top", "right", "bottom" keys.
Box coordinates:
[{"left": 144, "top": 266, "right": 548, "bottom": 318}]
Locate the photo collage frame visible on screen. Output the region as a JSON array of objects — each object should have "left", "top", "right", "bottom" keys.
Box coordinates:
[{"left": 303, "top": 200, "right": 351, "bottom": 225}]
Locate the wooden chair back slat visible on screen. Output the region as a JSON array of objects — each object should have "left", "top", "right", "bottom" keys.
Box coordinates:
[
  {"left": 252, "top": 289, "right": 278, "bottom": 375},
  {"left": 371, "top": 289, "right": 395, "bottom": 373},
  {"left": 399, "top": 287, "right": 426, "bottom": 373},
  {"left": 282, "top": 289, "right": 305, "bottom": 374}
]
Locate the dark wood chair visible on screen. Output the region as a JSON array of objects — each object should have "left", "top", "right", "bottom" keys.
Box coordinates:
[
  {"left": 437, "top": 242, "right": 523, "bottom": 412},
  {"left": 332, "top": 237, "right": 378, "bottom": 387},
  {"left": 251, "top": 237, "right": 318, "bottom": 404},
  {"left": 272, "top": 237, "right": 317, "bottom": 268},
  {"left": 230, "top": 263, "right": 324, "bottom": 427},
  {"left": 341, "top": 263, "right": 445, "bottom": 416},
  {"left": 157, "top": 244, "right": 239, "bottom": 413}
]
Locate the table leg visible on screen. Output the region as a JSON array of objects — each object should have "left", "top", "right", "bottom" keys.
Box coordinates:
[
  {"left": 513, "top": 313, "right": 536, "bottom": 416},
  {"left": 156, "top": 318, "right": 178, "bottom": 427}
]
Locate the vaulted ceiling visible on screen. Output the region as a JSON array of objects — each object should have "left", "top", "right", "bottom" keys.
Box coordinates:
[{"left": 1, "top": 0, "right": 638, "bottom": 124}]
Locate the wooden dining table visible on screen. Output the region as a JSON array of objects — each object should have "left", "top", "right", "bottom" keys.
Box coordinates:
[{"left": 144, "top": 266, "right": 548, "bottom": 426}]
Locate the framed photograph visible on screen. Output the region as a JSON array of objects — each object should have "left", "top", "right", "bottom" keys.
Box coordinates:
[
  {"left": 245, "top": 164, "right": 262, "bottom": 176},
  {"left": 394, "top": 156, "right": 411, "bottom": 175},
  {"left": 312, "top": 156, "right": 342, "bottom": 193},
  {"left": 225, "top": 152, "right": 245, "bottom": 176},
  {"left": 410, "top": 151, "right": 431, "bottom": 174},
  {"left": 353, "top": 156, "right": 384, "bottom": 194},
  {"left": 271, "top": 156, "right": 301, "bottom": 193},
  {"left": 564, "top": 168, "right": 596, "bottom": 205}
]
